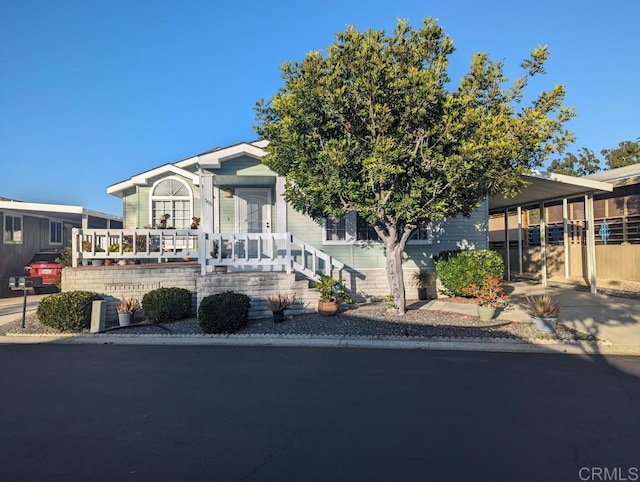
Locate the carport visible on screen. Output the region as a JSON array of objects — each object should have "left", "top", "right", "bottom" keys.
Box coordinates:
[{"left": 489, "top": 170, "right": 613, "bottom": 293}]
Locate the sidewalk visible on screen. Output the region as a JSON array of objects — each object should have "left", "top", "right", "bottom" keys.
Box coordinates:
[{"left": 1, "top": 282, "right": 639, "bottom": 355}]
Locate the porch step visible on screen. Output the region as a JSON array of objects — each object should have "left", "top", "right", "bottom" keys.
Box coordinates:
[{"left": 197, "top": 271, "right": 319, "bottom": 319}]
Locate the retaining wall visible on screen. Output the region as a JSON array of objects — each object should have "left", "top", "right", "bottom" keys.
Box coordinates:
[{"left": 61, "top": 264, "right": 438, "bottom": 322}]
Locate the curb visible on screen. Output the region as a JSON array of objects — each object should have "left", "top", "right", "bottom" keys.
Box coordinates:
[{"left": 1, "top": 332, "right": 638, "bottom": 356}]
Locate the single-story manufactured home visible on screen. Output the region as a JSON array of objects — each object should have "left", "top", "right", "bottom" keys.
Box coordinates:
[
  {"left": 103, "top": 140, "right": 489, "bottom": 296},
  {"left": 61, "top": 140, "right": 613, "bottom": 319}
]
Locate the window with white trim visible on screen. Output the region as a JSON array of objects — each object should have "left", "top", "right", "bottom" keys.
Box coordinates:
[
  {"left": 408, "top": 221, "right": 433, "bottom": 244},
  {"left": 4, "top": 214, "right": 22, "bottom": 244},
  {"left": 323, "top": 213, "right": 432, "bottom": 244},
  {"left": 151, "top": 178, "right": 192, "bottom": 229},
  {"left": 50, "top": 220, "right": 63, "bottom": 245}
]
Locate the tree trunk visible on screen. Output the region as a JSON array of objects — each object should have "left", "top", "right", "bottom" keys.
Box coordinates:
[{"left": 385, "top": 242, "right": 407, "bottom": 314}]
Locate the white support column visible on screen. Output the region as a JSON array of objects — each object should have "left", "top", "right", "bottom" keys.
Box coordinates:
[
  {"left": 504, "top": 208, "right": 511, "bottom": 281},
  {"left": 275, "top": 176, "right": 287, "bottom": 266},
  {"left": 71, "top": 227, "right": 78, "bottom": 268},
  {"left": 200, "top": 171, "right": 215, "bottom": 233},
  {"left": 213, "top": 185, "right": 220, "bottom": 233},
  {"left": 585, "top": 194, "right": 598, "bottom": 293},
  {"left": 563, "top": 198, "right": 569, "bottom": 279},
  {"left": 517, "top": 206, "right": 523, "bottom": 275},
  {"left": 539, "top": 201, "right": 547, "bottom": 287},
  {"left": 275, "top": 176, "right": 287, "bottom": 233},
  {"left": 81, "top": 213, "right": 89, "bottom": 230}
]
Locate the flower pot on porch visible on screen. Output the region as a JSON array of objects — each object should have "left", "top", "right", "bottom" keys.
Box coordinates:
[
  {"left": 91, "top": 259, "right": 104, "bottom": 266},
  {"left": 117, "top": 312, "right": 133, "bottom": 327},
  {"left": 477, "top": 305, "right": 497, "bottom": 322},
  {"left": 534, "top": 316, "right": 558, "bottom": 333},
  {"left": 318, "top": 299, "right": 338, "bottom": 316}
]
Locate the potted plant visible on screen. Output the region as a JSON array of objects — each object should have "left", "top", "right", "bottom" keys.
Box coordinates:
[
  {"left": 210, "top": 240, "right": 229, "bottom": 273},
  {"left": 312, "top": 275, "right": 351, "bottom": 316},
  {"left": 524, "top": 294, "right": 561, "bottom": 333},
  {"left": 411, "top": 269, "right": 435, "bottom": 300},
  {"left": 157, "top": 213, "right": 171, "bottom": 229},
  {"left": 463, "top": 275, "right": 508, "bottom": 322},
  {"left": 91, "top": 246, "right": 106, "bottom": 266},
  {"left": 264, "top": 292, "right": 295, "bottom": 323},
  {"left": 116, "top": 296, "right": 140, "bottom": 327}
]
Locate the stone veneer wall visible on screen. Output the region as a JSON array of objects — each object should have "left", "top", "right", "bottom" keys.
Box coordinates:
[
  {"left": 61, "top": 264, "right": 318, "bottom": 321},
  {"left": 61, "top": 264, "right": 438, "bottom": 322},
  {"left": 340, "top": 268, "right": 438, "bottom": 300}
]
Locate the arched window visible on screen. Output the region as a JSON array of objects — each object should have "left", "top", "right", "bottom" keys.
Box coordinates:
[{"left": 150, "top": 178, "right": 193, "bottom": 228}]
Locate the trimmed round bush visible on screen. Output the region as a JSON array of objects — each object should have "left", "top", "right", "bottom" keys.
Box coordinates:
[
  {"left": 141, "top": 287, "right": 192, "bottom": 323},
  {"left": 37, "top": 291, "right": 102, "bottom": 332},
  {"left": 198, "top": 291, "right": 251, "bottom": 334},
  {"left": 434, "top": 249, "right": 504, "bottom": 297}
]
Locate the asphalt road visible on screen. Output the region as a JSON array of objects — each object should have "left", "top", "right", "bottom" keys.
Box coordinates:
[{"left": 0, "top": 345, "right": 638, "bottom": 482}]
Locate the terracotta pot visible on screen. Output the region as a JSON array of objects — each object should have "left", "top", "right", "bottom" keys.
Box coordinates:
[
  {"left": 318, "top": 299, "right": 338, "bottom": 316},
  {"left": 104, "top": 259, "right": 112, "bottom": 266}
]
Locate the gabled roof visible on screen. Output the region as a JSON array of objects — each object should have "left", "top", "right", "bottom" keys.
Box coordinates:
[
  {"left": 175, "top": 140, "right": 267, "bottom": 169},
  {"left": 107, "top": 164, "right": 200, "bottom": 197},
  {"left": 107, "top": 140, "right": 268, "bottom": 198},
  {"left": 583, "top": 163, "right": 640, "bottom": 186}
]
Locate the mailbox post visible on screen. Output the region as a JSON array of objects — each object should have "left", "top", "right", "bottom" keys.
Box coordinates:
[{"left": 8, "top": 276, "right": 41, "bottom": 328}]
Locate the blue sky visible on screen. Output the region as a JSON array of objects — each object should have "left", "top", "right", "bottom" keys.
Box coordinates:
[{"left": 1, "top": 0, "right": 638, "bottom": 215}]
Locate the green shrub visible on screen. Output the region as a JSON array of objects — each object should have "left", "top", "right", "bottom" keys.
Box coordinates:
[
  {"left": 141, "top": 287, "right": 192, "bottom": 323},
  {"left": 198, "top": 291, "right": 251, "bottom": 334},
  {"left": 37, "top": 291, "right": 102, "bottom": 332},
  {"left": 435, "top": 249, "right": 504, "bottom": 297}
]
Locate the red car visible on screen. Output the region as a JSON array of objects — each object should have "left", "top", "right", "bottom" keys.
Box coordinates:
[{"left": 24, "top": 250, "right": 65, "bottom": 290}]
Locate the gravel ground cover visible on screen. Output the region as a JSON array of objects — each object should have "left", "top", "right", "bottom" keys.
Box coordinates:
[{"left": 0, "top": 303, "right": 597, "bottom": 342}]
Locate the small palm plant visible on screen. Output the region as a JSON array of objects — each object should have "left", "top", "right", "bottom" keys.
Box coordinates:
[
  {"left": 264, "top": 293, "right": 295, "bottom": 313},
  {"left": 116, "top": 296, "right": 140, "bottom": 314},
  {"left": 523, "top": 295, "right": 561, "bottom": 318},
  {"left": 265, "top": 292, "right": 295, "bottom": 323}
]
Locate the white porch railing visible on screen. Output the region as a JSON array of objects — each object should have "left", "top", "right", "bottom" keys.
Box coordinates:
[{"left": 71, "top": 228, "right": 343, "bottom": 281}]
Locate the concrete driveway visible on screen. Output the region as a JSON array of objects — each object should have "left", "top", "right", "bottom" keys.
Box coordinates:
[{"left": 426, "top": 281, "right": 640, "bottom": 347}]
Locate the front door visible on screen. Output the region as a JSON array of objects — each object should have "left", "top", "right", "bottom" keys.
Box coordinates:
[{"left": 236, "top": 188, "right": 272, "bottom": 258}]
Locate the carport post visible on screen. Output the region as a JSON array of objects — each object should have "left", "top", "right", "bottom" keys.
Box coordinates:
[
  {"left": 517, "top": 206, "right": 523, "bottom": 275},
  {"left": 585, "top": 194, "right": 598, "bottom": 293},
  {"left": 563, "top": 198, "right": 569, "bottom": 279},
  {"left": 504, "top": 208, "right": 511, "bottom": 281},
  {"left": 539, "top": 201, "right": 547, "bottom": 287}
]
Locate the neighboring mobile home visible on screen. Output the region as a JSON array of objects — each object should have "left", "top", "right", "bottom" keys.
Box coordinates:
[{"left": 0, "top": 198, "right": 122, "bottom": 297}]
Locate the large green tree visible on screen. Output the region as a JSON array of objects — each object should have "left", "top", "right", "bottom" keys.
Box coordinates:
[
  {"left": 602, "top": 140, "right": 640, "bottom": 169},
  {"left": 255, "top": 18, "right": 574, "bottom": 314},
  {"left": 548, "top": 147, "right": 600, "bottom": 176}
]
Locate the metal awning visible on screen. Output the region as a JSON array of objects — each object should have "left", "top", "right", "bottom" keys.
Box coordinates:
[
  {"left": 489, "top": 170, "right": 613, "bottom": 211},
  {"left": 488, "top": 170, "right": 614, "bottom": 295},
  {"left": 0, "top": 200, "right": 121, "bottom": 225}
]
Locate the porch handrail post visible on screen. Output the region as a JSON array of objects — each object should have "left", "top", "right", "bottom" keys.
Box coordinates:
[
  {"left": 285, "top": 233, "right": 292, "bottom": 274},
  {"left": 72, "top": 227, "right": 79, "bottom": 268},
  {"left": 199, "top": 232, "right": 207, "bottom": 275}
]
